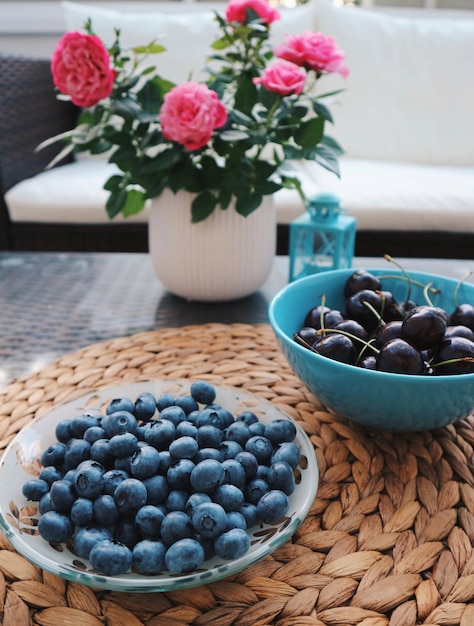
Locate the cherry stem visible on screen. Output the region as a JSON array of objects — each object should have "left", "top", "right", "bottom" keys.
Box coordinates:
[
  {"left": 315, "top": 327, "right": 380, "bottom": 354},
  {"left": 384, "top": 254, "right": 412, "bottom": 304},
  {"left": 453, "top": 271, "right": 473, "bottom": 308},
  {"left": 432, "top": 356, "right": 474, "bottom": 369},
  {"left": 293, "top": 333, "right": 319, "bottom": 353},
  {"left": 423, "top": 282, "right": 435, "bottom": 307},
  {"left": 319, "top": 294, "right": 327, "bottom": 335},
  {"left": 362, "top": 296, "right": 386, "bottom": 332},
  {"left": 376, "top": 274, "right": 440, "bottom": 295}
]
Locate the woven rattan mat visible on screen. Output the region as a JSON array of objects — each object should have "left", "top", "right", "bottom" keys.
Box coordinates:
[{"left": 2, "top": 323, "right": 474, "bottom": 626}]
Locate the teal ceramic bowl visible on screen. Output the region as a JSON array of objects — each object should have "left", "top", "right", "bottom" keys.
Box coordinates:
[{"left": 269, "top": 268, "right": 474, "bottom": 432}]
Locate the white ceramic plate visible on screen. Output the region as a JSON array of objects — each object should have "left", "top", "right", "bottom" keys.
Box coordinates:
[{"left": 0, "top": 380, "right": 318, "bottom": 592}]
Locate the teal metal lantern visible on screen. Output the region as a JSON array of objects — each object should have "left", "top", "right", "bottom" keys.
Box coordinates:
[{"left": 289, "top": 192, "right": 356, "bottom": 282}]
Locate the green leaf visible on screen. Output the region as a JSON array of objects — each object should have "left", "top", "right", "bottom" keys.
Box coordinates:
[
  {"left": 235, "top": 192, "right": 262, "bottom": 217},
  {"left": 122, "top": 189, "right": 146, "bottom": 216},
  {"left": 294, "top": 117, "right": 325, "bottom": 149},
  {"left": 105, "top": 187, "right": 127, "bottom": 219},
  {"left": 132, "top": 42, "right": 166, "bottom": 55},
  {"left": 191, "top": 191, "right": 217, "bottom": 223},
  {"left": 141, "top": 148, "right": 183, "bottom": 173},
  {"left": 103, "top": 174, "right": 124, "bottom": 192}
]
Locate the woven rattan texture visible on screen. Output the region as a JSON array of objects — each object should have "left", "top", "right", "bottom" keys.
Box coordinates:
[{"left": 2, "top": 323, "right": 474, "bottom": 626}]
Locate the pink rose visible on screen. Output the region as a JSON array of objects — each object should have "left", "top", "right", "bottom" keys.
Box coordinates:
[
  {"left": 160, "top": 82, "right": 228, "bottom": 151},
  {"left": 51, "top": 31, "right": 116, "bottom": 107},
  {"left": 253, "top": 60, "right": 306, "bottom": 96},
  {"left": 274, "top": 31, "right": 349, "bottom": 78},
  {"left": 225, "top": 0, "right": 281, "bottom": 25}
]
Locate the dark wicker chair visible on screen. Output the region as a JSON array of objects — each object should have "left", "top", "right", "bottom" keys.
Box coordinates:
[{"left": 0, "top": 53, "right": 472, "bottom": 257}]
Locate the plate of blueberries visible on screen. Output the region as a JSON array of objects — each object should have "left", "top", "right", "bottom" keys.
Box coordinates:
[{"left": 0, "top": 379, "right": 318, "bottom": 591}]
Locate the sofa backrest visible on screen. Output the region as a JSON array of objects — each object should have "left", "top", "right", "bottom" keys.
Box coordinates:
[{"left": 311, "top": 0, "right": 474, "bottom": 166}]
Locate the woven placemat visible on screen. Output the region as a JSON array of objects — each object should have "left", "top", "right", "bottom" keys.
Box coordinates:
[{"left": 2, "top": 323, "right": 474, "bottom": 626}]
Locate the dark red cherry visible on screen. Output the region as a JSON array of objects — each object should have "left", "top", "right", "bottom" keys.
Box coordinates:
[
  {"left": 432, "top": 336, "right": 474, "bottom": 374},
  {"left": 375, "top": 320, "right": 403, "bottom": 348},
  {"left": 401, "top": 305, "right": 447, "bottom": 350},
  {"left": 296, "top": 327, "right": 320, "bottom": 348},
  {"left": 332, "top": 319, "right": 369, "bottom": 348},
  {"left": 313, "top": 334, "right": 356, "bottom": 365},
  {"left": 346, "top": 289, "right": 386, "bottom": 333},
  {"left": 304, "top": 306, "right": 344, "bottom": 330},
  {"left": 344, "top": 270, "right": 382, "bottom": 299},
  {"left": 444, "top": 325, "right": 474, "bottom": 341},
  {"left": 376, "top": 338, "right": 427, "bottom": 374},
  {"left": 449, "top": 304, "right": 474, "bottom": 332}
]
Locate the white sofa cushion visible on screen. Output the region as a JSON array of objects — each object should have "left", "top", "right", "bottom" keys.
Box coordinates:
[
  {"left": 62, "top": 1, "right": 316, "bottom": 84},
  {"left": 312, "top": 0, "right": 474, "bottom": 166},
  {"left": 7, "top": 157, "right": 474, "bottom": 234}
]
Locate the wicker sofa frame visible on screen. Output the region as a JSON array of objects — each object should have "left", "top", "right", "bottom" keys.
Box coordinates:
[{"left": 1, "top": 53, "right": 473, "bottom": 258}]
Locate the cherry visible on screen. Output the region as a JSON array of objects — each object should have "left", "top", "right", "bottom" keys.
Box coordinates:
[
  {"left": 375, "top": 320, "right": 403, "bottom": 348},
  {"left": 346, "top": 289, "right": 387, "bottom": 333},
  {"left": 432, "top": 336, "right": 474, "bottom": 374},
  {"left": 304, "top": 306, "right": 344, "bottom": 330},
  {"left": 332, "top": 319, "right": 368, "bottom": 347},
  {"left": 401, "top": 305, "right": 447, "bottom": 350},
  {"left": 449, "top": 303, "right": 474, "bottom": 332},
  {"left": 343, "top": 270, "right": 382, "bottom": 299},
  {"left": 295, "top": 327, "right": 320, "bottom": 348},
  {"left": 313, "top": 334, "right": 356, "bottom": 365},
  {"left": 444, "top": 325, "right": 474, "bottom": 341},
  {"left": 376, "top": 338, "right": 428, "bottom": 375}
]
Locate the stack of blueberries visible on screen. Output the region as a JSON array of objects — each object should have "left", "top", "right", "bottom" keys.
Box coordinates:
[{"left": 22, "top": 380, "right": 301, "bottom": 576}]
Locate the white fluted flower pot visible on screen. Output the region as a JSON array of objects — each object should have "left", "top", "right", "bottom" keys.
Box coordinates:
[{"left": 148, "top": 190, "right": 276, "bottom": 302}]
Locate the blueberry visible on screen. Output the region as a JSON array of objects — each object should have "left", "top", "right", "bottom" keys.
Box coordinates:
[
  {"left": 38, "top": 511, "right": 74, "bottom": 544},
  {"left": 114, "top": 519, "right": 140, "bottom": 550},
  {"left": 190, "top": 459, "right": 225, "bottom": 493},
  {"left": 221, "top": 459, "right": 246, "bottom": 489},
  {"left": 256, "top": 490, "right": 289, "bottom": 524},
  {"left": 74, "top": 463, "right": 104, "bottom": 498},
  {"left": 264, "top": 418, "right": 297, "bottom": 445},
  {"left": 108, "top": 432, "right": 139, "bottom": 458},
  {"left": 225, "top": 422, "right": 252, "bottom": 446},
  {"left": 191, "top": 502, "right": 227, "bottom": 538},
  {"left": 245, "top": 478, "right": 270, "bottom": 505},
  {"left": 234, "top": 451, "right": 258, "bottom": 479},
  {"left": 271, "top": 442, "right": 301, "bottom": 470},
  {"left": 143, "top": 474, "right": 169, "bottom": 505},
  {"left": 102, "top": 469, "right": 129, "bottom": 495},
  {"left": 101, "top": 410, "right": 138, "bottom": 438},
  {"left": 93, "top": 494, "right": 120, "bottom": 527},
  {"left": 63, "top": 439, "right": 91, "bottom": 471},
  {"left": 40, "top": 441, "right": 67, "bottom": 467},
  {"left": 156, "top": 392, "right": 175, "bottom": 411},
  {"left": 196, "top": 408, "right": 228, "bottom": 430},
  {"left": 196, "top": 425, "right": 224, "bottom": 449},
  {"left": 267, "top": 461, "right": 295, "bottom": 495},
  {"left": 22, "top": 478, "right": 49, "bottom": 501},
  {"left": 236, "top": 410, "right": 259, "bottom": 425},
  {"left": 190, "top": 380, "right": 216, "bottom": 405},
  {"left": 185, "top": 492, "right": 212, "bottom": 518},
  {"left": 134, "top": 392, "right": 157, "bottom": 422},
  {"left": 114, "top": 455, "right": 132, "bottom": 474},
  {"left": 213, "top": 484, "right": 244, "bottom": 512},
  {"left": 175, "top": 421, "right": 198, "bottom": 439},
  {"left": 55, "top": 418, "right": 74, "bottom": 444},
  {"left": 194, "top": 447, "right": 223, "bottom": 463},
  {"left": 70, "top": 497, "right": 94, "bottom": 527},
  {"left": 220, "top": 440, "right": 243, "bottom": 460},
  {"left": 90, "top": 439, "right": 114, "bottom": 467},
  {"left": 169, "top": 436, "right": 199, "bottom": 460},
  {"left": 113, "top": 478, "right": 147, "bottom": 516},
  {"left": 225, "top": 511, "right": 247, "bottom": 531},
  {"left": 244, "top": 435, "right": 273, "bottom": 464},
  {"left": 165, "top": 489, "right": 188, "bottom": 512},
  {"left": 38, "top": 466, "right": 63, "bottom": 487},
  {"left": 167, "top": 458, "right": 195, "bottom": 490},
  {"left": 89, "top": 539, "right": 132, "bottom": 576},
  {"left": 129, "top": 445, "right": 161, "bottom": 480},
  {"left": 160, "top": 511, "right": 193, "bottom": 546},
  {"left": 256, "top": 464, "right": 269, "bottom": 480},
  {"left": 74, "top": 526, "right": 113, "bottom": 559},
  {"left": 240, "top": 503, "right": 258, "bottom": 528},
  {"left": 49, "top": 479, "right": 76, "bottom": 513},
  {"left": 135, "top": 505, "right": 165, "bottom": 538},
  {"left": 83, "top": 426, "right": 106, "bottom": 444},
  {"left": 142, "top": 419, "right": 176, "bottom": 450},
  {"left": 165, "top": 538, "right": 205, "bottom": 574},
  {"left": 132, "top": 539, "right": 166, "bottom": 574},
  {"left": 69, "top": 413, "right": 101, "bottom": 437},
  {"left": 214, "top": 528, "right": 250, "bottom": 560},
  {"left": 249, "top": 422, "right": 266, "bottom": 436},
  {"left": 106, "top": 397, "right": 135, "bottom": 415},
  {"left": 174, "top": 395, "right": 199, "bottom": 416},
  {"left": 39, "top": 493, "right": 54, "bottom": 515},
  {"left": 159, "top": 405, "right": 187, "bottom": 426}
]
